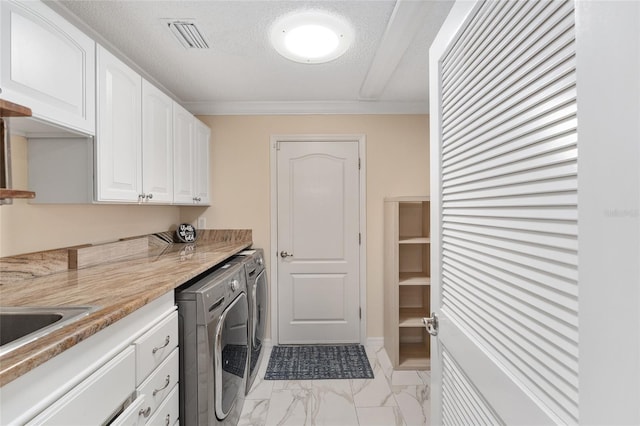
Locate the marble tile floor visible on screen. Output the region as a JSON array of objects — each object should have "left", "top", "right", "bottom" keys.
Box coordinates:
[{"left": 239, "top": 345, "right": 431, "bottom": 426}]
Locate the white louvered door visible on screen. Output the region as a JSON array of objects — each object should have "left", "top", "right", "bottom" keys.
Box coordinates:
[
  {"left": 429, "top": 0, "right": 640, "bottom": 424},
  {"left": 432, "top": 0, "right": 577, "bottom": 424}
]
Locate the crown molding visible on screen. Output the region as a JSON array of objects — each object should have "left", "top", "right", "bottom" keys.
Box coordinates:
[{"left": 183, "top": 100, "right": 428, "bottom": 116}]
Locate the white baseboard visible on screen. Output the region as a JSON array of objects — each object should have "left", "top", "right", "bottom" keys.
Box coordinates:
[
  {"left": 366, "top": 337, "right": 384, "bottom": 348},
  {"left": 264, "top": 338, "right": 383, "bottom": 348}
]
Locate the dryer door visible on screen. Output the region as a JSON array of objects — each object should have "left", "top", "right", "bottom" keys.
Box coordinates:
[{"left": 214, "top": 292, "right": 248, "bottom": 420}]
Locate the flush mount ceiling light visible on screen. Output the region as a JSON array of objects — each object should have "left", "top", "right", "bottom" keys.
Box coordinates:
[{"left": 270, "top": 11, "right": 354, "bottom": 64}]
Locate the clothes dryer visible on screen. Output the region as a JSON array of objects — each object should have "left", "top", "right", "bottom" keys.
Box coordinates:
[{"left": 231, "top": 249, "right": 267, "bottom": 394}]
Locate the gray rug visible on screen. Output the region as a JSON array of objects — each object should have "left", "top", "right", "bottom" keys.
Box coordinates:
[{"left": 264, "top": 345, "right": 374, "bottom": 380}]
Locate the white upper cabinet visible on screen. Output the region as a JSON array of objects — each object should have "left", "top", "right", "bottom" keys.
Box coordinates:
[
  {"left": 193, "top": 119, "right": 211, "bottom": 205},
  {"left": 173, "top": 106, "right": 211, "bottom": 206},
  {"left": 96, "top": 45, "right": 142, "bottom": 202},
  {"left": 0, "top": 0, "right": 95, "bottom": 135},
  {"left": 142, "top": 80, "right": 173, "bottom": 204},
  {"left": 173, "top": 103, "right": 195, "bottom": 205}
]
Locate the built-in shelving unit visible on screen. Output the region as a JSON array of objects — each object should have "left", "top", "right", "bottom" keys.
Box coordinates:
[
  {"left": 1, "top": 99, "right": 36, "bottom": 201},
  {"left": 384, "top": 196, "right": 431, "bottom": 370}
]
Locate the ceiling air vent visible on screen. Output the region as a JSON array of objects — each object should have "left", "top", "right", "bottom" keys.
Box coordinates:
[{"left": 164, "top": 19, "right": 210, "bottom": 49}]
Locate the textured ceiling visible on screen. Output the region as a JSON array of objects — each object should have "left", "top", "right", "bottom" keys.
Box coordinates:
[{"left": 48, "top": 0, "right": 454, "bottom": 114}]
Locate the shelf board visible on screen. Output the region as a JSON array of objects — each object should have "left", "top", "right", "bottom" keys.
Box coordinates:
[
  {"left": 399, "top": 308, "right": 428, "bottom": 327},
  {"left": 385, "top": 196, "right": 430, "bottom": 203},
  {"left": 398, "top": 342, "right": 430, "bottom": 370},
  {"left": 0, "top": 99, "right": 32, "bottom": 117},
  {"left": 0, "top": 189, "right": 36, "bottom": 199},
  {"left": 399, "top": 236, "right": 430, "bottom": 244},
  {"left": 399, "top": 273, "right": 430, "bottom": 286}
]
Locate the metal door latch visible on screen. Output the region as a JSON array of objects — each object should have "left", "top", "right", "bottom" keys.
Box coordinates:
[{"left": 422, "top": 313, "right": 439, "bottom": 336}]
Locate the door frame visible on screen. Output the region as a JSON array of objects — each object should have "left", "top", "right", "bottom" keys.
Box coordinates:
[{"left": 269, "top": 134, "right": 367, "bottom": 345}]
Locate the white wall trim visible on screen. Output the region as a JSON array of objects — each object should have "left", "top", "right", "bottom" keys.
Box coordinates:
[
  {"left": 269, "top": 134, "right": 367, "bottom": 346},
  {"left": 366, "top": 337, "right": 384, "bottom": 349},
  {"left": 184, "top": 100, "right": 428, "bottom": 116}
]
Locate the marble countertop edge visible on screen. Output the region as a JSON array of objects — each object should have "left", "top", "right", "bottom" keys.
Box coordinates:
[{"left": 0, "top": 230, "right": 252, "bottom": 386}]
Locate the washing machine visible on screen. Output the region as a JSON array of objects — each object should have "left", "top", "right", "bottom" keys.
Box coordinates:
[{"left": 176, "top": 261, "right": 249, "bottom": 426}]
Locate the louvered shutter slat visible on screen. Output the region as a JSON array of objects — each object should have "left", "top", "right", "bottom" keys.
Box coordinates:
[{"left": 439, "top": 0, "right": 579, "bottom": 423}]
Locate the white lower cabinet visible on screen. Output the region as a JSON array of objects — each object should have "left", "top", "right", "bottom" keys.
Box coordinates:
[
  {"left": 135, "top": 305, "right": 179, "bottom": 384},
  {"left": 137, "top": 349, "right": 179, "bottom": 421},
  {"left": 0, "top": 293, "right": 178, "bottom": 425},
  {"left": 27, "top": 347, "right": 136, "bottom": 425},
  {"left": 146, "top": 383, "right": 179, "bottom": 426},
  {"left": 110, "top": 394, "right": 148, "bottom": 426},
  {"left": 133, "top": 310, "right": 179, "bottom": 424}
]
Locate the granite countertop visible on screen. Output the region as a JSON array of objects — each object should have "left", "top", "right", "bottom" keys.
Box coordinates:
[{"left": 0, "top": 229, "right": 252, "bottom": 387}]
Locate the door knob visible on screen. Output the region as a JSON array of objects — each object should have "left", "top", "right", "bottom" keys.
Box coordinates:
[{"left": 280, "top": 251, "right": 293, "bottom": 258}]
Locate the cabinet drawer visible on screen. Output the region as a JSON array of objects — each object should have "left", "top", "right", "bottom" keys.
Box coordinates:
[
  {"left": 145, "top": 384, "right": 178, "bottom": 426},
  {"left": 137, "top": 348, "right": 179, "bottom": 420},
  {"left": 135, "top": 310, "right": 178, "bottom": 385},
  {"left": 27, "top": 346, "right": 135, "bottom": 425},
  {"left": 109, "top": 394, "right": 147, "bottom": 426}
]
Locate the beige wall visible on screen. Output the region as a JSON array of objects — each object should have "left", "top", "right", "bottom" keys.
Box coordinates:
[
  {"left": 182, "top": 114, "right": 430, "bottom": 340},
  {"left": 0, "top": 135, "right": 180, "bottom": 256},
  {"left": 1, "top": 114, "right": 429, "bottom": 340}
]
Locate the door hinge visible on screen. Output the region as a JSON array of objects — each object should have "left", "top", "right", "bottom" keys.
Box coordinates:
[
  {"left": 358, "top": 158, "right": 361, "bottom": 170},
  {"left": 359, "top": 233, "right": 361, "bottom": 245},
  {"left": 359, "top": 307, "right": 362, "bottom": 319}
]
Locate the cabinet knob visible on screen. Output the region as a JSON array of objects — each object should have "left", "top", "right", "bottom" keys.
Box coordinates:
[
  {"left": 138, "top": 193, "right": 146, "bottom": 201},
  {"left": 193, "top": 196, "right": 202, "bottom": 202},
  {"left": 280, "top": 251, "right": 294, "bottom": 258},
  {"left": 146, "top": 193, "right": 153, "bottom": 200},
  {"left": 139, "top": 406, "right": 151, "bottom": 418}
]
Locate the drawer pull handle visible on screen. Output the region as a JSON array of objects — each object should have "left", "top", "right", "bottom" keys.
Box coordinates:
[
  {"left": 139, "top": 406, "right": 151, "bottom": 418},
  {"left": 153, "top": 374, "right": 171, "bottom": 396},
  {"left": 152, "top": 335, "right": 171, "bottom": 354},
  {"left": 165, "top": 414, "right": 171, "bottom": 426}
]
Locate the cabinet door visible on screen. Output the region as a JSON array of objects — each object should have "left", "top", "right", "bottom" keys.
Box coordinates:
[
  {"left": 142, "top": 80, "right": 173, "bottom": 203},
  {"left": 96, "top": 45, "right": 142, "bottom": 202},
  {"left": 27, "top": 346, "right": 135, "bottom": 425},
  {"left": 0, "top": 0, "right": 95, "bottom": 135},
  {"left": 172, "top": 103, "right": 194, "bottom": 204},
  {"left": 193, "top": 119, "right": 211, "bottom": 205}
]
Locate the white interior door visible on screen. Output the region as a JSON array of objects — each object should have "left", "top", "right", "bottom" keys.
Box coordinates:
[
  {"left": 429, "top": 1, "right": 639, "bottom": 424},
  {"left": 276, "top": 139, "right": 361, "bottom": 344}
]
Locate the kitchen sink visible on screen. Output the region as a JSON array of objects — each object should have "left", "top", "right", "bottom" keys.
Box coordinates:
[{"left": 0, "top": 306, "right": 98, "bottom": 356}]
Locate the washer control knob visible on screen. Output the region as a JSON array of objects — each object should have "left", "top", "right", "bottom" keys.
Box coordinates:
[
  {"left": 257, "top": 256, "right": 264, "bottom": 266},
  {"left": 230, "top": 279, "right": 239, "bottom": 292}
]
